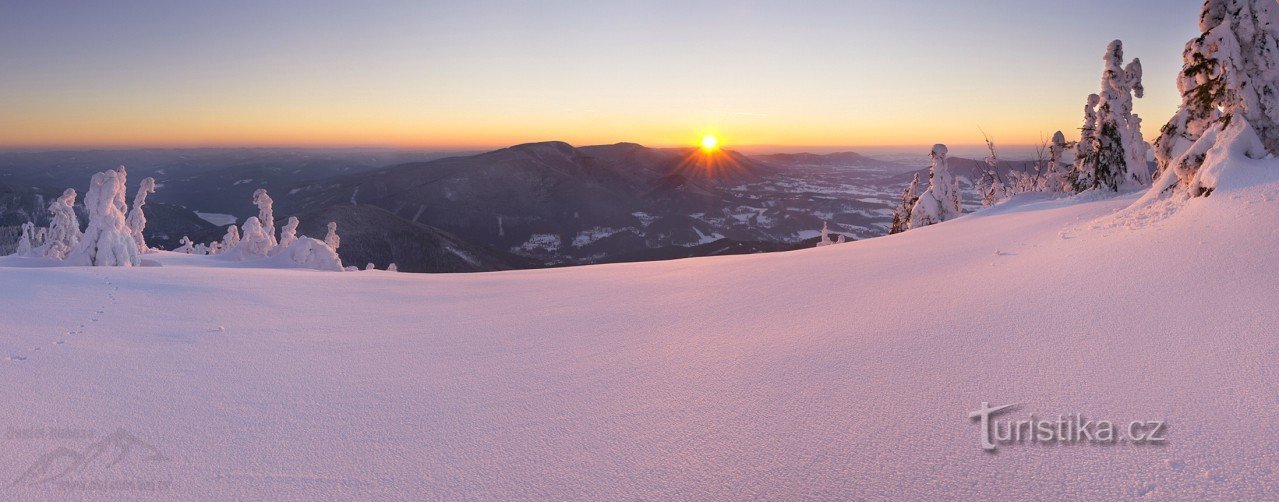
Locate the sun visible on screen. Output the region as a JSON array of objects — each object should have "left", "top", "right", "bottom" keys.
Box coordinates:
[{"left": 700, "top": 135, "right": 720, "bottom": 151}]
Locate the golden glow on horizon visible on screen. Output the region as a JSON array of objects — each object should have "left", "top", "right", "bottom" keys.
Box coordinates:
[{"left": 700, "top": 134, "right": 719, "bottom": 151}]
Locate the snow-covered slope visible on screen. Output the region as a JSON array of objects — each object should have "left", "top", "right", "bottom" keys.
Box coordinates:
[{"left": 2, "top": 165, "right": 1278, "bottom": 499}]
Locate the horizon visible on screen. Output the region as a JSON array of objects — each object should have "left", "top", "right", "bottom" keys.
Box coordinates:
[{"left": 2, "top": 0, "right": 1200, "bottom": 150}]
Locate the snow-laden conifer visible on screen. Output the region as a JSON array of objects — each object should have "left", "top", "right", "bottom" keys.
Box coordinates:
[
  {"left": 324, "top": 221, "right": 340, "bottom": 251},
  {"left": 889, "top": 173, "right": 920, "bottom": 235},
  {"left": 1152, "top": 0, "right": 1279, "bottom": 196},
  {"left": 67, "top": 167, "right": 139, "bottom": 266},
  {"left": 252, "top": 189, "right": 277, "bottom": 247},
  {"left": 126, "top": 177, "right": 156, "bottom": 253},
  {"left": 908, "top": 144, "right": 962, "bottom": 229},
  {"left": 43, "top": 188, "right": 80, "bottom": 259}
]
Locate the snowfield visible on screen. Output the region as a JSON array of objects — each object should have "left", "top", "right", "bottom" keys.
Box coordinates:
[{"left": 3, "top": 167, "right": 1279, "bottom": 499}]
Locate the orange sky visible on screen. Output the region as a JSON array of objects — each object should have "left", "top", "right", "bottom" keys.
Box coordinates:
[{"left": 0, "top": 1, "right": 1199, "bottom": 151}]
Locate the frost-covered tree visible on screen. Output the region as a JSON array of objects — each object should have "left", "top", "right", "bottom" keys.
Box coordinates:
[
  {"left": 1078, "top": 40, "right": 1148, "bottom": 192},
  {"left": 1070, "top": 94, "right": 1102, "bottom": 191},
  {"left": 43, "top": 188, "right": 80, "bottom": 259},
  {"left": 208, "top": 240, "right": 223, "bottom": 255},
  {"left": 125, "top": 177, "right": 156, "bottom": 253},
  {"left": 14, "top": 222, "right": 35, "bottom": 256},
  {"left": 908, "top": 144, "right": 962, "bottom": 229},
  {"left": 324, "top": 221, "right": 340, "bottom": 251},
  {"left": 1152, "top": 0, "right": 1279, "bottom": 196},
  {"left": 275, "top": 216, "right": 299, "bottom": 253},
  {"left": 1043, "top": 131, "right": 1071, "bottom": 193},
  {"left": 175, "top": 236, "right": 195, "bottom": 254},
  {"left": 888, "top": 173, "right": 921, "bottom": 235},
  {"left": 816, "top": 221, "right": 833, "bottom": 247},
  {"left": 978, "top": 134, "right": 1007, "bottom": 206},
  {"left": 67, "top": 167, "right": 139, "bottom": 266},
  {"left": 365, "top": 262, "right": 376, "bottom": 270},
  {"left": 387, "top": 262, "right": 398, "bottom": 272},
  {"left": 835, "top": 235, "right": 847, "bottom": 244},
  {"left": 237, "top": 217, "right": 272, "bottom": 258},
  {"left": 252, "top": 189, "right": 277, "bottom": 247},
  {"left": 193, "top": 243, "right": 207, "bottom": 255},
  {"left": 222, "top": 225, "right": 241, "bottom": 249}
]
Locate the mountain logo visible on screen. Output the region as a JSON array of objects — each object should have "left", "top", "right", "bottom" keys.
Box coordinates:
[{"left": 10, "top": 427, "right": 171, "bottom": 488}]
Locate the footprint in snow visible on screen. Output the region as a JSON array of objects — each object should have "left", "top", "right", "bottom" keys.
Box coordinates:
[
  {"left": 55, "top": 341, "right": 64, "bottom": 345},
  {"left": 8, "top": 355, "right": 27, "bottom": 361},
  {"left": 1166, "top": 459, "right": 1186, "bottom": 471},
  {"left": 1136, "top": 483, "right": 1157, "bottom": 497}
]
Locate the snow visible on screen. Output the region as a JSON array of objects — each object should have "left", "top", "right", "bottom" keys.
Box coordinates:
[{"left": 3, "top": 161, "right": 1279, "bottom": 498}]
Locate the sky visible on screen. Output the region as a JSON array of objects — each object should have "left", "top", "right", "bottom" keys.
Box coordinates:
[{"left": 0, "top": 0, "right": 1204, "bottom": 152}]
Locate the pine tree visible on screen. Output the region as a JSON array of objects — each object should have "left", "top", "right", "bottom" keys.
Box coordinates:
[
  {"left": 908, "top": 144, "right": 961, "bottom": 229},
  {"left": 1070, "top": 94, "right": 1102, "bottom": 191},
  {"left": 67, "top": 167, "right": 139, "bottom": 266},
  {"left": 324, "top": 222, "right": 341, "bottom": 251},
  {"left": 222, "top": 225, "right": 241, "bottom": 249},
  {"left": 889, "top": 173, "right": 921, "bottom": 235},
  {"left": 1152, "top": 0, "right": 1279, "bottom": 196},
  {"left": 43, "top": 188, "right": 80, "bottom": 259},
  {"left": 126, "top": 177, "right": 156, "bottom": 253},
  {"left": 1044, "top": 131, "right": 1070, "bottom": 193},
  {"left": 979, "top": 134, "right": 1006, "bottom": 206},
  {"left": 275, "top": 216, "right": 300, "bottom": 254},
  {"left": 252, "top": 189, "right": 277, "bottom": 247},
  {"left": 816, "top": 221, "right": 833, "bottom": 247},
  {"left": 15, "top": 222, "right": 34, "bottom": 256},
  {"left": 1087, "top": 40, "right": 1148, "bottom": 192}
]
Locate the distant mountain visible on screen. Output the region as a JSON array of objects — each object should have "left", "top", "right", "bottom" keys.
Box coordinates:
[{"left": 279, "top": 141, "right": 787, "bottom": 265}]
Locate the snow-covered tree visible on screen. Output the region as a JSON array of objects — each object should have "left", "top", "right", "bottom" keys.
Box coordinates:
[
  {"left": 193, "top": 243, "right": 207, "bottom": 255},
  {"left": 43, "top": 188, "right": 80, "bottom": 259},
  {"left": 208, "top": 240, "right": 223, "bottom": 255},
  {"left": 67, "top": 167, "right": 139, "bottom": 266},
  {"left": 387, "top": 262, "right": 398, "bottom": 272},
  {"left": 1043, "top": 131, "right": 1071, "bottom": 193},
  {"left": 236, "top": 216, "right": 272, "bottom": 258},
  {"left": 125, "top": 176, "right": 156, "bottom": 253},
  {"left": 816, "top": 221, "right": 833, "bottom": 247},
  {"left": 365, "top": 262, "right": 376, "bottom": 270},
  {"left": 889, "top": 173, "right": 921, "bottom": 235},
  {"left": 835, "top": 235, "right": 847, "bottom": 244},
  {"left": 175, "top": 236, "right": 195, "bottom": 254},
  {"left": 1152, "top": 0, "right": 1279, "bottom": 197},
  {"left": 908, "top": 144, "right": 962, "bottom": 229},
  {"left": 1078, "top": 40, "right": 1148, "bottom": 192},
  {"left": 14, "top": 222, "right": 35, "bottom": 256},
  {"left": 324, "top": 221, "right": 340, "bottom": 251},
  {"left": 1070, "top": 94, "right": 1102, "bottom": 191},
  {"left": 978, "top": 134, "right": 1007, "bottom": 206},
  {"left": 222, "top": 225, "right": 241, "bottom": 249},
  {"left": 252, "top": 188, "right": 277, "bottom": 247},
  {"left": 275, "top": 216, "right": 299, "bottom": 253}
]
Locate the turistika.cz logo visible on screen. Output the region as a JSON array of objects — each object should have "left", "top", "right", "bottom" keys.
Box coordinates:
[{"left": 969, "top": 402, "right": 1167, "bottom": 452}]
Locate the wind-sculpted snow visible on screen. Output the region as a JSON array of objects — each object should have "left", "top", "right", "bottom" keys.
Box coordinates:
[{"left": 2, "top": 161, "right": 1279, "bottom": 498}]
